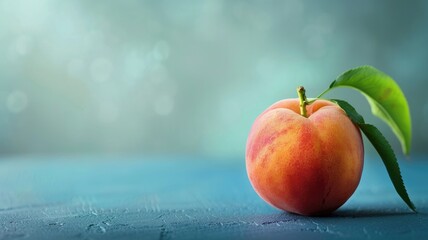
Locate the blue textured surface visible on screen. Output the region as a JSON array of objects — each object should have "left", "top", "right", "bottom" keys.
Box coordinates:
[{"left": 0, "top": 155, "right": 427, "bottom": 239}]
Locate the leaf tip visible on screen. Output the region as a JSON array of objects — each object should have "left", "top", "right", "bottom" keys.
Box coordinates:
[{"left": 409, "top": 201, "right": 417, "bottom": 213}]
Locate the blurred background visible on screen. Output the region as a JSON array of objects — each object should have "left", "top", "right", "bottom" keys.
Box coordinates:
[{"left": 0, "top": 0, "right": 427, "bottom": 159}]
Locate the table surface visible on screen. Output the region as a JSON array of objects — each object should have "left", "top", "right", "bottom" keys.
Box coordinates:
[{"left": 0, "top": 155, "right": 427, "bottom": 240}]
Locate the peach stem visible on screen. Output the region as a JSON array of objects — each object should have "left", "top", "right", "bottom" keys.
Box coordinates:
[{"left": 297, "top": 86, "right": 308, "bottom": 118}]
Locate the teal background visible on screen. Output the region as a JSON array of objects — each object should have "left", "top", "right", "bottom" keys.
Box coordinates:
[{"left": 0, "top": 0, "right": 427, "bottom": 158}]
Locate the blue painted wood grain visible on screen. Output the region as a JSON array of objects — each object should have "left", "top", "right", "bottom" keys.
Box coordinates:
[{"left": 0, "top": 155, "right": 427, "bottom": 239}]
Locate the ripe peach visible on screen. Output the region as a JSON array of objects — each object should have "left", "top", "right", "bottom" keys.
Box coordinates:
[{"left": 246, "top": 88, "right": 364, "bottom": 216}]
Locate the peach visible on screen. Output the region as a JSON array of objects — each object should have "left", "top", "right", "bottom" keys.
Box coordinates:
[{"left": 246, "top": 88, "right": 364, "bottom": 216}]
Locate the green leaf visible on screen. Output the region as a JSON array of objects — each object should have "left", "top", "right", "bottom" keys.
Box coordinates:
[
  {"left": 359, "top": 124, "right": 416, "bottom": 212},
  {"left": 328, "top": 99, "right": 416, "bottom": 212},
  {"left": 329, "top": 66, "right": 411, "bottom": 155}
]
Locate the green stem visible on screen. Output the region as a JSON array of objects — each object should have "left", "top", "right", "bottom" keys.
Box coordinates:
[
  {"left": 316, "top": 87, "right": 331, "bottom": 99},
  {"left": 306, "top": 86, "right": 333, "bottom": 105},
  {"left": 306, "top": 98, "right": 317, "bottom": 105},
  {"left": 297, "top": 86, "right": 308, "bottom": 117}
]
